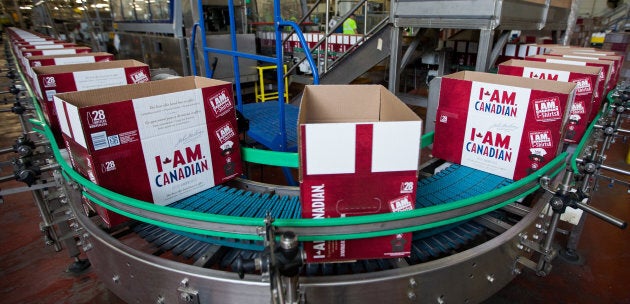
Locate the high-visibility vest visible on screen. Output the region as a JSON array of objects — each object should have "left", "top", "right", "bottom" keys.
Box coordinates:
[{"left": 343, "top": 18, "right": 356, "bottom": 34}]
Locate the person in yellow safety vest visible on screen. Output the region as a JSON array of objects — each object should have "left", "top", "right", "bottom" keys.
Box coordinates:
[{"left": 343, "top": 13, "right": 358, "bottom": 34}]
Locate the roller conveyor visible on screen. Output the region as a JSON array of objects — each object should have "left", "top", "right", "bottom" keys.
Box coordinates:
[
  {"left": 125, "top": 163, "right": 511, "bottom": 276},
  {"left": 4, "top": 28, "right": 627, "bottom": 304}
]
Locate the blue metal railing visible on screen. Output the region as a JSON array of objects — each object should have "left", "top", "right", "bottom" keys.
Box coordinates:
[{"left": 190, "top": 0, "right": 320, "bottom": 153}]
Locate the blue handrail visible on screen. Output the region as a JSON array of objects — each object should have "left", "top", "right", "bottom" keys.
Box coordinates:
[{"left": 192, "top": 0, "right": 319, "bottom": 152}]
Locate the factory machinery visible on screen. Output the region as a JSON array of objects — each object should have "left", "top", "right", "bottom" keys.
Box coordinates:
[
  {"left": 1, "top": 31, "right": 629, "bottom": 303},
  {"left": 1, "top": 2, "right": 630, "bottom": 303}
]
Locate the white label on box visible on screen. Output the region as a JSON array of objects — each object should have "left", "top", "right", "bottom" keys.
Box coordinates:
[
  {"left": 42, "top": 49, "right": 76, "bottom": 55},
  {"left": 371, "top": 121, "right": 421, "bottom": 172},
  {"left": 505, "top": 44, "right": 517, "bottom": 56},
  {"left": 73, "top": 68, "right": 127, "bottom": 91},
  {"left": 563, "top": 55, "right": 598, "bottom": 60},
  {"left": 527, "top": 46, "right": 538, "bottom": 56},
  {"left": 522, "top": 67, "right": 570, "bottom": 82},
  {"left": 461, "top": 82, "right": 531, "bottom": 179},
  {"left": 66, "top": 102, "right": 88, "bottom": 148},
  {"left": 142, "top": 126, "right": 215, "bottom": 205},
  {"left": 34, "top": 44, "right": 64, "bottom": 49},
  {"left": 54, "top": 96, "right": 71, "bottom": 135},
  {"left": 132, "top": 89, "right": 215, "bottom": 205},
  {"left": 45, "top": 90, "right": 57, "bottom": 102},
  {"left": 54, "top": 56, "right": 96, "bottom": 65},
  {"left": 28, "top": 41, "right": 55, "bottom": 45},
  {"left": 518, "top": 45, "right": 528, "bottom": 58},
  {"left": 305, "top": 123, "right": 356, "bottom": 175},
  {"left": 132, "top": 89, "right": 206, "bottom": 139},
  {"left": 572, "top": 52, "right": 606, "bottom": 56},
  {"left": 546, "top": 58, "right": 587, "bottom": 66}
]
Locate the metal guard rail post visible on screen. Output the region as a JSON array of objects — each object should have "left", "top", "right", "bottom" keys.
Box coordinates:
[
  {"left": 10, "top": 38, "right": 565, "bottom": 243},
  {"left": 191, "top": 0, "right": 319, "bottom": 153}
]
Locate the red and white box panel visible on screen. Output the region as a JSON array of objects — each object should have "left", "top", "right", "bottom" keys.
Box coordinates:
[
  {"left": 32, "top": 60, "right": 150, "bottom": 145},
  {"left": 54, "top": 77, "right": 242, "bottom": 206},
  {"left": 498, "top": 59, "right": 601, "bottom": 144},
  {"left": 433, "top": 71, "right": 576, "bottom": 180},
  {"left": 525, "top": 54, "right": 614, "bottom": 121},
  {"left": 299, "top": 85, "right": 422, "bottom": 262}
]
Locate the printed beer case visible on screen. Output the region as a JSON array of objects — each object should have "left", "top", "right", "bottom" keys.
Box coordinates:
[
  {"left": 498, "top": 59, "right": 601, "bottom": 144},
  {"left": 433, "top": 71, "right": 576, "bottom": 180},
  {"left": 298, "top": 85, "right": 422, "bottom": 263},
  {"left": 54, "top": 77, "right": 242, "bottom": 206},
  {"left": 32, "top": 60, "right": 150, "bottom": 146}
]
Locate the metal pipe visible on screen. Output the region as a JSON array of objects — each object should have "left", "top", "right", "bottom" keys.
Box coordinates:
[
  {"left": 0, "top": 173, "right": 16, "bottom": 183},
  {"left": 576, "top": 202, "right": 627, "bottom": 229},
  {"left": 618, "top": 128, "right": 630, "bottom": 134},
  {"left": 543, "top": 212, "right": 561, "bottom": 253},
  {"left": 0, "top": 146, "right": 14, "bottom": 154},
  {"left": 600, "top": 164, "right": 630, "bottom": 176}
]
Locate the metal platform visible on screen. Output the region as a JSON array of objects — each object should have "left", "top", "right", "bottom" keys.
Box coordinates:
[{"left": 242, "top": 101, "right": 299, "bottom": 152}]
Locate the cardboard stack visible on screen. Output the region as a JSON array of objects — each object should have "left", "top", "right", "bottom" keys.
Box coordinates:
[
  {"left": 433, "top": 71, "right": 576, "bottom": 180},
  {"left": 298, "top": 85, "right": 422, "bottom": 262},
  {"left": 498, "top": 59, "right": 601, "bottom": 143}
]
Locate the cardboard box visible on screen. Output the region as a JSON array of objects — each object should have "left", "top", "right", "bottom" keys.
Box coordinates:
[
  {"left": 433, "top": 71, "right": 576, "bottom": 180},
  {"left": 19, "top": 43, "right": 76, "bottom": 50},
  {"left": 54, "top": 76, "right": 242, "bottom": 206},
  {"left": 32, "top": 60, "right": 150, "bottom": 145},
  {"left": 525, "top": 55, "right": 614, "bottom": 121},
  {"left": 498, "top": 59, "right": 601, "bottom": 143},
  {"left": 298, "top": 85, "right": 422, "bottom": 262},
  {"left": 547, "top": 51, "right": 623, "bottom": 88},
  {"left": 19, "top": 47, "right": 92, "bottom": 71},
  {"left": 20, "top": 46, "right": 92, "bottom": 59},
  {"left": 24, "top": 52, "right": 114, "bottom": 89}
]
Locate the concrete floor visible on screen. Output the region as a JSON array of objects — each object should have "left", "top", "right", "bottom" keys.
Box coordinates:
[{"left": 0, "top": 52, "right": 629, "bottom": 303}]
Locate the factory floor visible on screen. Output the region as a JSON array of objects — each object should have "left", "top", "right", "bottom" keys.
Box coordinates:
[{"left": 1, "top": 71, "right": 629, "bottom": 303}]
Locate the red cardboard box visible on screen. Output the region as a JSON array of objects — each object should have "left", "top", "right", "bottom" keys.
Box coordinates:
[
  {"left": 498, "top": 59, "right": 601, "bottom": 143},
  {"left": 525, "top": 55, "right": 614, "bottom": 121},
  {"left": 20, "top": 46, "right": 91, "bottom": 58},
  {"left": 547, "top": 51, "right": 623, "bottom": 89},
  {"left": 54, "top": 77, "right": 242, "bottom": 206},
  {"left": 19, "top": 42, "right": 76, "bottom": 50},
  {"left": 298, "top": 85, "right": 422, "bottom": 262},
  {"left": 433, "top": 71, "right": 576, "bottom": 180},
  {"left": 32, "top": 60, "right": 150, "bottom": 145},
  {"left": 24, "top": 52, "right": 114, "bottom": 89}
]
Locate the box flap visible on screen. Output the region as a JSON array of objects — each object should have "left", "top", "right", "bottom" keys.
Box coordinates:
[
  {"left": 299, "top": 85, "right": 381, "bottom": 124},
  {"left": 55, "top": 76, "right": 230, "bottom": 107},
  {"left": 32, "top": 59, "right": 146, "bottom": 75},
  {"left": 27, "top": 52, "right": 113, "bottom": 61},
  {"left": 500, "top": 59, "right": 602, "bottom": 75},
  {"left": 444, "top": 71, "right": 576, "bottom": 94}
]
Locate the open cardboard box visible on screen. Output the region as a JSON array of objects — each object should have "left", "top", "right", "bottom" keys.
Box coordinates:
[
  {"left": 54, "top": 76, "right": 242, "bottom": 208},
  {"left": 498, "top": 59, "right": 601, "bottom": 143},
  {"left": 433, "top": 71, "right": 576, "bottom": 180},
  {"left": 298, "top": 85, "right": 422, "bottom": 262}
]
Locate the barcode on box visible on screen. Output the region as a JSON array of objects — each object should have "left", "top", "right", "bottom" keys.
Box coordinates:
[
  {"left": 91, "top": 131, "right": 109, "bottom": 150},
  {"left": 108, "top": 135, "right": 120, "bottom": 147}
]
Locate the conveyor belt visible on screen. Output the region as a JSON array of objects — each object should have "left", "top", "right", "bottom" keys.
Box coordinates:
[
  {"left": 241, "top": 101, "right": 299, "bottom": 151},
  {"left": 132, "top": 164, "right": 514, "bottom": 275}
]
